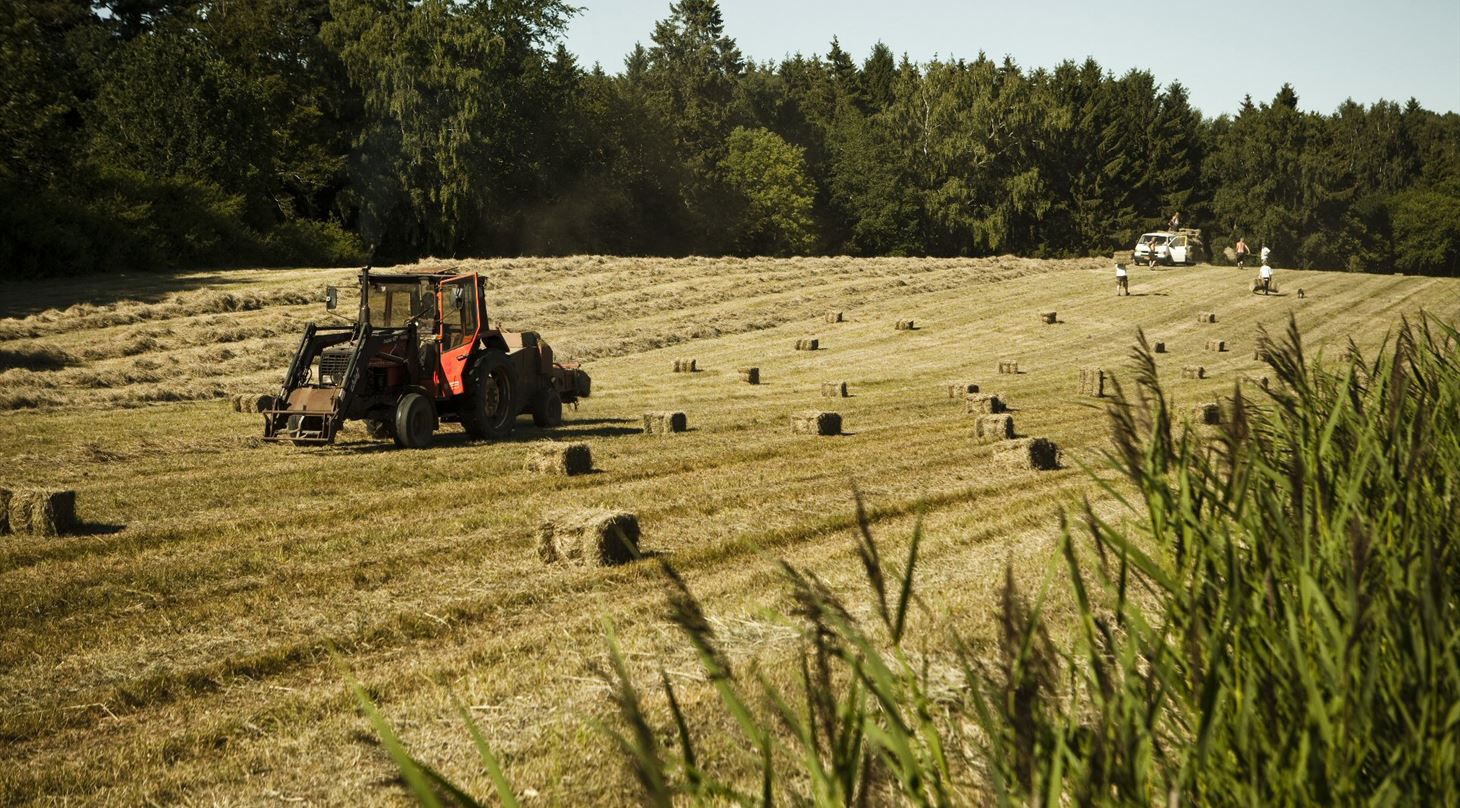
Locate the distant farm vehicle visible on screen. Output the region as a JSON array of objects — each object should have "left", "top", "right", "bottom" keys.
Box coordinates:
[
  {"left": 1131, "top": 229, "right": 1206, "bottom": 267},
  {"left": 262, "top": 268, "right": 590, "bottom": 448}
]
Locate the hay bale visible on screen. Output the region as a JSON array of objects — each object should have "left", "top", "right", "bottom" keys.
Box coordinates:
[
  {"left": 994, "top": 437, "right": 1060, "bottom": 471},
  {"left": 1297, "top": 288, "right": 1305, "bottom": 299},
  {"left": 1206, "top": 339, "right": 1227, "bottom": 352},
  {"left": 795, "top": 338, "right": 820, "bottom": 351},
  {"left": 233, "top": 394, "right": 276, "bottom": 413},
  {"left": 1040, "top": 311, "right": 1057, "bottom": 324},
  {"left": 975, "top": 414, "right": 1015, "bottom": 442},
  {"left": 821, "top": 381, "right": 848, "bottom": 398},
  {"left": 672, "top": 358, "right": 698, "bottom": 373},
  {"left": 947, "top": 381, "right": 979, "bottom": 398},
  {"left": 895, "top": 319, "right": 915, "bottom": 331},
  {"left": 1194, "top": 402, "right": 1221, "bottom": 425},
  {"left": 1253, "top": 347, "right": 1270, "bottom": 362},
  {"left": 966, "top": 393, "right": 1007, "bottom": 414},
  {"left": 791, "top": 411, "right": 842, "bottom": 436},
  {"left": 998, "top": 359, "right": 1020, "bottom": 374},
  {"left": 571, "top": 369, "right": 592, "bottom": 398},
  {"left": 0, "top": 488, "right": 9, "bottom": 534},
  {"left": 737, "top": 367, "right": 760, "bottom": 384},
  {"left": 1080, "top": 367, "right": 1106, "bottom": 397},
  {"left": 6, "top": 489, "right": 77, "bottom": 536},
  {"left": 642, "top": 411, "right": 687, "bottom": 434},
  {"left": 825, "top": 311, "right": 843, "bottom": 323},
  {"left": 1198, "top": 312, "right": 1217, "bottom": 324},
  {"left": 537, "top": 508, "right": 641, "bottom": 566},
  {"left": 1240, "top": 374, "right": 1270, "bottom": 391},
  {"left": 1181, "top": 365, "right": 1206, "bottom": 379},
  {"left": 525, "top": 442, "right": 593, "bottom": 476}
]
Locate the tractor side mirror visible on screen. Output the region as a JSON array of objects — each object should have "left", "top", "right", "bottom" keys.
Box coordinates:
[{"left": 324, "top": 286, "right": 338, "bottom": 311}]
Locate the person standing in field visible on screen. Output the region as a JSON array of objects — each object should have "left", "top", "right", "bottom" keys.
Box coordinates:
[
  {"left": 1260, "top": 243, "right": 1271, "bottom": 266},
  {"left": 1169, "top": 211, "right": 1181, "bottom": 229},
  {"left": 1116, "top": 259, "right": 1130, "bottom": 296},
  {"left": 1235, "top": 237, "right": 1249, "bottom": 268},
  {"left": 1259, "top": 262, "right": 1274, "bottom": 295}
]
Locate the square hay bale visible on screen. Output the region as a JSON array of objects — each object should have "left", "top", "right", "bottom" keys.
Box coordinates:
[
  {"left": 791, "top": 411, "right": 842, "bottom": 436},
  {"left": 975, "top": 414, "right": 1015, "bottom": 442},
  {"left": 737, "top": 367, "right": 760, "bottom": 384},
  {"left": 672, "top": 358, "right": 698, "bottom": 372},
  {"left": 537, "top": 508, "right": 641, "bottom": 566},
  {"left": 1195, "top": 402, "right": 1221, "bottom": 425},
  {"left": 1040, "top": 311, "right": 1057, "bottom": 324},
  {"left": 998, "top": 359, "right": 1020, "bottom": 374},
  {"left": 947, "top": 381, "right": 979, "bottom": 398},
  {"left": 994, "top": 437, "right": 1060, "bottom": 471},
  {"left": 1080, "top": 367, "right": 1106, "bottom": 397},
  {"left": 233, "top": 394, "right": 275, "bottom": 413},
  {"left": 1198, "top": 312, "right": 1218, "bottom": 324},
  {"left": 1181, "top": 365, "right": 1206, "bottom": 379},
  {"left": 1240, "top": 374, "right": 1271, "bottom": 391},
  {"left": 1206, "top": 339, "right": 1227, "bottom": 352},
  {"left": 642, "top": 411, "right": 687, "bottom": 434},
  {"left": 825, "top": 311, "right": 843, "bottom": 323},
  {"left": 525, "top": 442, "right": 593, "bottom": 476},
  {"left": 1253, "top": 347, "right": 1270, "bottom": 362},
  {"left": 571, "top": 369, "right": 592, "bottom": 398},
  {"left": 795, "top": 338, "right": 820, "bottom": 351},
  {"left": 6, "top": 489, "right": 77, "bottom": 536},
  {"left": 821, "top": 381, "right": 848, "bottom": 397},
  {"left": 895, "top": 319, "right": 916, "bottom": 331},
  {"left": 966, "top": 393, "right": 1007, "bottom": 414},
  {"left": 1154, "top": 341, "right": 1167, "bottom": 353}
]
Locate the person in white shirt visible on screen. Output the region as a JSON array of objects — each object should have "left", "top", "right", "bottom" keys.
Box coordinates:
[
  {"left": 1258, "top": 262, "right": 1273, "bottom": 295},
  {"left": 1260, "top": 244, "right": 1271, "bottom": 265},
  {"left": 1116, "top": 260, "right": 1129, "bottom": 296}
]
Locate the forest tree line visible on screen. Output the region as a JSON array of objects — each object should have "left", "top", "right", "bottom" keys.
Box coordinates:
[{"left": 3, "top": 0, "right": 1458, "bottom": 277}]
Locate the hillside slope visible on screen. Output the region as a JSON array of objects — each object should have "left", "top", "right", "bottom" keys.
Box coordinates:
[{"left": 1, "top": 257, "right": 1455, "bottom": 804}]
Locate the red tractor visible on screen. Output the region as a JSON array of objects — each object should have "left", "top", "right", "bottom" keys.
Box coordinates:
[{"left": 263, "top": 268, "right": 590, "bottom": 448}]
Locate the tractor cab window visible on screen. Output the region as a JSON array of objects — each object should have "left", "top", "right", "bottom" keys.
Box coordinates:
[
  {"left": 366, "top": 281, "right": 436, "bottom": 328},
  {"left": 439, "top": 278, "right": 478, "bottom": 349}
]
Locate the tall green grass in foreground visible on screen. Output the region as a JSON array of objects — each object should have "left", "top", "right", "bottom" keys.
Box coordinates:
[{"left": 359, "top": 315, "right": 1459, "bottom": 805}]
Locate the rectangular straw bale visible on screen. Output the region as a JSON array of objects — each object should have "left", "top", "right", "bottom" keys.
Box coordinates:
[
  {"left": 994, "top": 437, "right": 1060, "bottom": 471},
  {"left": 1040, "top": 311, "right": 1057, "bottom": 324},
  {"left": 1206, "top": 339, "right": 1227, "bottom": 352},
  {"left": 895, "top": 319, "right": 915, "bottom": 331},
  {"left": 537, "top": 508, "right": 641, "bottom": 566},
  {"left": 1154, "top": 341, "right": 1167, "bottom": 353},
  {"left": 1080, "top": 367, "right": 1106, "bottom": 397},
  {"left": 821, "top": 381, "right": 848, "bottom": 397},
  {"left": 1199, "top": 312, "right": 1217, "bottom": 323},
  {"left": 998, "top": 359, "right": 1019, "bottom": 374},
  {"left": 966, "top": 393, "right": 1007, "bottom": 414},
  {"left": 795, "top": 338, "right": 820, "bottom": 351},
  {"left": 525, "top": 442, "right": 593, "bottom": 475},
  {"left": 672, "top": 358, "right": 697, "bottom": 372},
  {"left": 1240, "top": 374, "right": 1270, "bottom": 391},
  {"left": 7, "top": 489, "right": 77, "bottom": 536},
  {"left": 642, "top": 411, "right": 687, "bottom": 434},
  {"left": 1195, "top": 402, "right": 1221, "bottom": 424},
  {"left": 975, "top": 414, "right": 1015, "bottom": 442},
  {"left": 825, "top": 311, "right": 843, "bottom": 323},
  {"left": 1181, "top": 365, "right": 1206, "bottom": 379},
  {"left": 947, "top": 381, "right": 979, "bottom": 398},
  {"left": 737, "top": 367, "right": 760, "bottom": 384},
  {"left": 1253, "top": 347, "right": 1270, "bottom": 362},
  {"left": 791, "top": 411, "right": 841, "bottom": 436}
]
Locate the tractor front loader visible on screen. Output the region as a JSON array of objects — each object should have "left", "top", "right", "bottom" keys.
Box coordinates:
[{"left": 263, "top": 268, "right": 589, "bottom": 449}]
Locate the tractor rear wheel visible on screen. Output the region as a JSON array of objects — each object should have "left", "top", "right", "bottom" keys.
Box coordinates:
[
  {"left": 393, "top": 393, "right": 434, "bottom": 449},
  {"left": 531, "top": 387, "right": 563, "bottom": 428},
  {"left": 461, "top": 352, "right": 517, "bottom": 440}
]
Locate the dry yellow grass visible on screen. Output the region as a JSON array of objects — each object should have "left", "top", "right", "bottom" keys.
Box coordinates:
[{"left": 0, "top": 256, "right": 1456, "bottom": 805}]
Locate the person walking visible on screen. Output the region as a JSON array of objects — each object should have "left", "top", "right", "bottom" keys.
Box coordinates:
[
  {"left": 1116, "top": 259, "right": 1130, "bottom": 296},
  {"left": 1168, "top": 211, "right": 1181, "bottom": 230},
  {"left": 1235, "top": 237, "right": 1249, "bottom": 269},
  {"left": 1259, "top": 262, "right": 1274, "bottom": 295},
  {"left": 1260, "top": 243, "right": 1271, "bottom": 266}
]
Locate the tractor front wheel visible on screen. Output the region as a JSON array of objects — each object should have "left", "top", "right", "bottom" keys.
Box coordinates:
[
  {"left": 461, "top": 352, "right": 517, "bottom": 440},
  {"left": 531, "top": 387, "right": 563, "bottom": 428},
  {"left": 393, "top": 393, "right": 434, "bottom": 449}
]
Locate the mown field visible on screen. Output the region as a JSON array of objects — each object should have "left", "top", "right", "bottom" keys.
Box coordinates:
[{"left": 1, "top": 256, "right": 1456, "bottom": 805}]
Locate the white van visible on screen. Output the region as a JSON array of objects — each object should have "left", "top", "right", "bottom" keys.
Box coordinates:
[{"left": 1132, "top": 230, "right": 1204, "bottom": 266}]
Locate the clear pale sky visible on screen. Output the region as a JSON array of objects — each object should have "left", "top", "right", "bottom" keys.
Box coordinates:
[{"left": 561, "top": 0, "right": 1460, "bottom": 116}]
